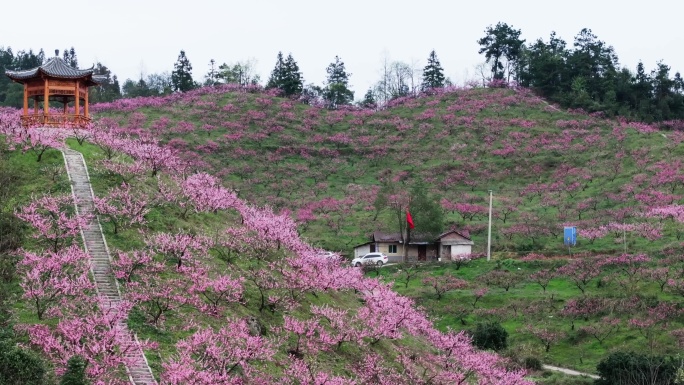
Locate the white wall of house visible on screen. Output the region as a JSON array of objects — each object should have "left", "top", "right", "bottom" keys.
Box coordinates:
[
  {"left": 377, "top": 243, "right": 402, "bottom": 262},
  {"left": 450, "top": 244, "right": 472, "bottom": 258},
  {"left": 354, "top": 244, "right": 371, "bottom": 258}
]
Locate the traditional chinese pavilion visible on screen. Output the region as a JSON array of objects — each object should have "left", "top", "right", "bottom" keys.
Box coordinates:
[{"left": 5, "top": 50, "right": 105, "bottom": 128}]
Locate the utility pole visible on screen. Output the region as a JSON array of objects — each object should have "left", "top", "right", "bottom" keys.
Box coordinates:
[{"left": 487, "top": 190, "right": 493, "bottom": 261}]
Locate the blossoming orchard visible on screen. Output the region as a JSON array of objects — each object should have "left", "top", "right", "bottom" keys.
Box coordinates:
[{"left": 1, "top": 80, "right": 684, "bottom": 383}]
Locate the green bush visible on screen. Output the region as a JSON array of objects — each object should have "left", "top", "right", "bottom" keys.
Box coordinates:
[
  {"left": 472, "top": 321, "right": 508, "bottom": 351},
  {"left": 524, "top": 356, "right": 543, "bottom": 371},
  {"left": 595, "top": 351, "right": 677, "bottom": 385},
  {"left": 0, "top": 338, "right": 50, "bottom": 385},
  {"left": 60, "top": 356, "right": 89, "bottom": 385}
]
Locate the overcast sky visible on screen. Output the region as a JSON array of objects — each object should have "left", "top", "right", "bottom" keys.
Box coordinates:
[{"left": 2, "top": 0, "right": 683, "bottom": 98}]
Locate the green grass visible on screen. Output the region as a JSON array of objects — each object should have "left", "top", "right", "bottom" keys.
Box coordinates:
[{"left": 371, "top": 258, "right": 683, "bottom": 374}]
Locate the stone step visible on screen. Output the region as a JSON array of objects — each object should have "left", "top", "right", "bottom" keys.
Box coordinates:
[{"left": 63, "top": 149, "right": 158, "bottom": 385}]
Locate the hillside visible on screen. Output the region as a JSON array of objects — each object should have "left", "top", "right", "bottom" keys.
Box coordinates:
[
  {"left": 0, "top": 99, "right": 533, "bottom": 383},
  {"left": 83, "top": 85, "right": 684, "bottom": 380},
  {"left": 93, "top": 84, "right": 684, "bottom": 256},
  {"left": 2, "top": 84, "right": 684, "bottom": 384}
]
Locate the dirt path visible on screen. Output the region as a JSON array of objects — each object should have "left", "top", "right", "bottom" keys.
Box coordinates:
[{"left": 542, "top": 364, "right": 599, "bottom": 379}]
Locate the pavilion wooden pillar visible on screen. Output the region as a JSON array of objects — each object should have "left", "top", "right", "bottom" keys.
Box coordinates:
[
  {"left": 84, "top": 88, "right": 89, "bottom": 118},
  {"left": 75, "top": 80, "right": 80, "bottom": 117},
  {"left": 23, "top": 84, "right": 28, "bottom": 115},
  {"left": 33, "top": 98, "right": 38, "bottom": 114},
  {"left": 43, "top": 78, "right": 49, "bottom": 124}
]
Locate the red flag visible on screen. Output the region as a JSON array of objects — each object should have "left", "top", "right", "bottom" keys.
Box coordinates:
[{"left": 406, "top": 209, "right": 415, "bottom": 229}]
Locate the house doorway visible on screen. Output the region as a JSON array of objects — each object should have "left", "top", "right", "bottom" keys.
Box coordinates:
[
  {"left": 418, "top": 245, "right": 427, "bottom": 261},
  {"left": 370, "top": 244, "right": 376, "bottom": 252}
]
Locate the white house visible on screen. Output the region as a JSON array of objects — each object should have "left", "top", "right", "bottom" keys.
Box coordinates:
[{"left": 353, "top": 230, "right": 474, "bottom": 263}]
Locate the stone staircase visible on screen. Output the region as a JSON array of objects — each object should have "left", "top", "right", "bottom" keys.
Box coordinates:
[{"left": 62, "top": 148, "right": 157, "bottom": 385}]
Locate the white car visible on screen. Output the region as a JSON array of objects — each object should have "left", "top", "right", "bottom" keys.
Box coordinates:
[
  {"left": 318, "top": 251, "right": 341, "bottom": 260},
  {"left": 351, "top": 252, "right": 388, "bottom": 267}
]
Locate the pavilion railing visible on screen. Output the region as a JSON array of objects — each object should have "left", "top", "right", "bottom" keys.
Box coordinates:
[{"left": 21, "top": 114, "right": 91, "bottom": 128}]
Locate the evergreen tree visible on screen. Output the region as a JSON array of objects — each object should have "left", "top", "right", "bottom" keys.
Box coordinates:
[
  {"left": 359, "top": 88, "right": 377, "bottom": 109},
  {"left": 409, "top": 183, "right": 444, "bottom": 240},
  {"left": 14, "top": 49, "right": 43, "bottom": 70},
  {"left": 60, "top": 355, "right": 89, "bottom": 385},
  {"left": 266, "top": 52, "right": 286, "bottom": 92},
  {"left": 520, "top": 32, "right": 567, "bottom": 97},
  {"left": 323, "top": 55, "right": 354, "bottom": 109},
  {"left": 146, "top": 72, "right": 174, "bottom": 95},
  {"left": 218, "top": 60, "right": 260, "bottom": 86},
  {"left": 122, "top": 77, "right": 152, "bottom": 98},
  {"left": 282, "top": 53, "right": 303, "bottom": 96},
  {"left": 204, "top": 59, "right": 220, "bottom": 86},
  {"left": 421, "top": 50, "right": 445, "bottom": 91},
  {"left": 89, "top": 62, "right": 121, "bottom": 103},
  {"left": 171, "top": 50, "right": 195, "bottom": 92},
  {"left": 565, "top": 28, "right": 618, "bottom": 102},
  {"left": 0, "top": 47, "right": 15, "bottom": 105},
  {"left": 266, "top": 52, "right": 302, "bottom": 96},
  {"left": 477, "top": 22, "right": 525, "bottom": 81},
  {"left": 63, "top": 47, "right": 77, "bottom": 67}
]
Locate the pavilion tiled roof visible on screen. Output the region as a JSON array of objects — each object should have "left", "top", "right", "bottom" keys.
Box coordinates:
[{"left": 5, "top": 56, "right": 102, "bottom": 83}]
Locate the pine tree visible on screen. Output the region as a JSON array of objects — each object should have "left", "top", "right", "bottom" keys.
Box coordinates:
[
  {"left": 266, "top": 52, "right": 303, "bottom": 97},
  {"left": 63, "top": 47, "right": 77, "bottom": 67},
  {"left": 171, "top": 50, "right": 195, "bottom": 92},
  {"left": 204, "top": 59, "right": 220, "bottom": 86},
  {"left": 90, "top": 62, "right": 122, "bottom": 103},
  {"left": 266, "top": 52, "right": 286, "bottom": 92},
  {"left": 360, "top": 88, "right": 377, "bottom": 109},
  {"left": 323, "top": 55, "right": 354, "bottom": 109},
  {"left": 282, "top": 53, "right": 303, "bottom": 97},
  {"left": 421, "top": 50, "right": 445, "bottom": 91},
  {"left": 60, "top": 355, "right": 89, "bottom": 385}
]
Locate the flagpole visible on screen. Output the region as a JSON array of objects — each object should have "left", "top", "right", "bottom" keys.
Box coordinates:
[
  {"left": 405, "top": 208, "right": 414, "bottom": 264},
  {"left": 487, "top": 190, "right": 493, "bottom": 262}
]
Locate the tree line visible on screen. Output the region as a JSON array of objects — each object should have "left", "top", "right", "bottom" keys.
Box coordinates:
[
  {"left": 3, "top": 25, "right": 684, "bottom": 119},
  {"left": 478, "top": 22, "right": 684, "bottom": 122},
  {"left": 0, "top": 44, "right": 447, "bottom": 110}
]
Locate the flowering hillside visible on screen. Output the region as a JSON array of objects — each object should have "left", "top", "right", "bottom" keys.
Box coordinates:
[
  {"left": 93, "top": 84, "right": 684, "bottom": 255},
  {"left": 3, "top": 83, "right": 684, "bottom": 383},
  {"left": 0, "top": 103, "right": 531, "bottom": 383}
]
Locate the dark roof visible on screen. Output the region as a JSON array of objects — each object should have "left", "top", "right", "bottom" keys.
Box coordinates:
[
  {"left": 372, "top": 231, "right": 435, "bottom": 243},
  {"left": 372, "top": 230, "right": 472, "bottom": 243},
  {"left": 372, "top": 231, "right": 403, "bottom": 243},
  {"left": 437, "top": 229, "right": 472, "bottom": 241},
  {"left": 92, "top": 74, "right": 108, "bottom": 84},
  {"left": 5, "top": 57, "right": 102, "bottom": 84}
]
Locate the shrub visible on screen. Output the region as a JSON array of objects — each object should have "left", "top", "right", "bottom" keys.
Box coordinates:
[
  {"left": 472, "top": 321, "right": 508, "bottom": 351},
  {"left": 524, "top": 356, "right": 543, "bottom": 371},
  {"left": 60, "top": 356, "right": 88, "bottom": 385},
  {"left": 0, "top": 338, "right": 49, "bottom": 385},
  {"left": 595, "top": 351, "right": 677, "bottom": 385}
]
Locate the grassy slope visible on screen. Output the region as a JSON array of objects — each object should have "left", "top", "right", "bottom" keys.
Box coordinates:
[
  {"left": 8, "top": 86, "right": 682, "bottom": 382},
  {"left": 61, "top": 138, "right": 437, "bottom": 380},
  {"left": 370, "top": 259, "right": 682, "bottom": 374},
  {"left": 89, "top": 87, "right": 684, "bottom": 377},
  {"left": 94, "top": 87, "right": 683, "bottom": 256}
]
